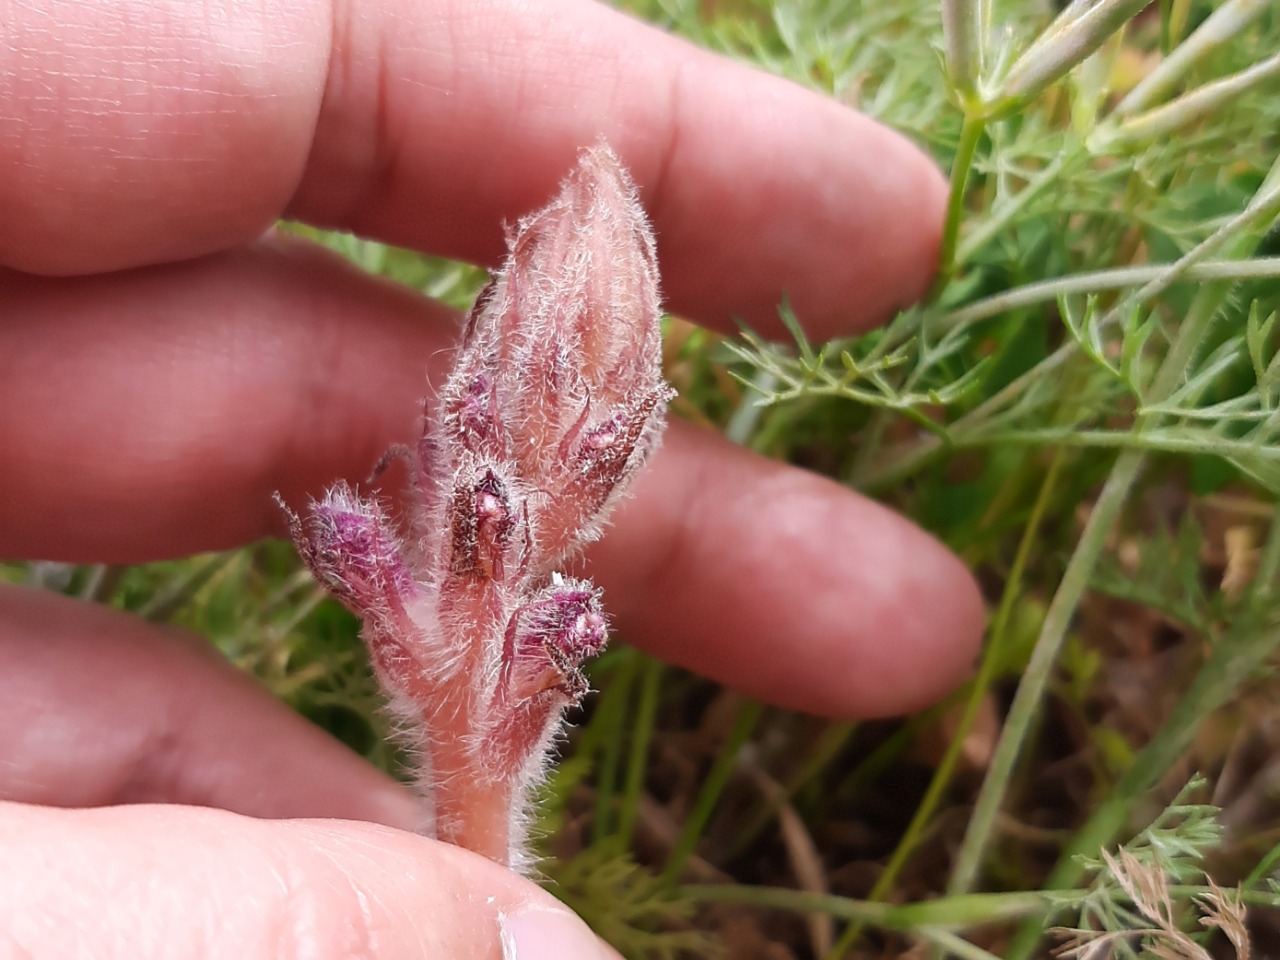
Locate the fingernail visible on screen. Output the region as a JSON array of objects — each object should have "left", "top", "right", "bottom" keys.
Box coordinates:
[{"left": 501, "top": 907, "right": 607, "bottom": 960}]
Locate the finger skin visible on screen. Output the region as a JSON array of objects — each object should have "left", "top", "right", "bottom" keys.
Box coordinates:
[
  {"left": 0, "top": 0, "right": 945, "bottom": 335},
  {"left": 0, "top": 240, "right": 983, "bottom": 716},
  {"left": 589, "top": 426, "right": 984, "bottom": 717},
  {"left": 0, "top": 237, "right": 448, "bottom": 556},
  {"left": 0, "top": 584, "right": 421, "bottom": 829},
  {"left": 0, "top": 802, "right": 608, "bottom": 960}
]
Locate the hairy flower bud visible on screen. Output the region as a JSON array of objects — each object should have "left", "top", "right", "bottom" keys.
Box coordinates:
[
  {"left": 481, "top": 577, "right": 608, "bottom": 779},
  {"left": 500, "top": 576, "right": 608, "bottom": 703},
  {"left": 276, "top": 486, "right": 422, "bottom": 690},
  {"left": 279, "top": 144, "right": 672, "bottom": 868},
  {"left": 427, "top": 143, "right": 673, "bottom": 568}
]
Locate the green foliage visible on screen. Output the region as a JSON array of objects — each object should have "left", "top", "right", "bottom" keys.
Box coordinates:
[
  {"left": 548, "top": 847, "right": 716, "bottom": 960},
  {"left": 1047, "top": 778, "right": 1245, "bottom": 960},
  {"left": 676, "top": 2, "right": 1280, "bottom": 958}
]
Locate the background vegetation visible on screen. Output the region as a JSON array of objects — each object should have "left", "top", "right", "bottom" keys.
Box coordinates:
[{"left": 12, "top": 0, "right": 1280, "bottom": 956}]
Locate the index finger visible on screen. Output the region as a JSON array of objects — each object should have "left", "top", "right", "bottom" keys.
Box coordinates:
[{"left": 0, "top": 0, "right": 945, "bottom": 336}]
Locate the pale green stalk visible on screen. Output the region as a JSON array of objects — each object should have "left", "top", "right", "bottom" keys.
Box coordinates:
[
  {"left": 591, "top": 655, "right": 638, "bottom": 842},
  {"left": 1117, "top": 0, "right": 1271, "bottom": 114},
  {"left": 683, "top": 885, "right": 1049, "bottom": 930},
  {"left": 942, "top": 0, "right": 984, "bottom": 99},
  {"left": 661, "top": 699, "right": 763, "bottom": 883},
  {"left": 1101, "top": 52, "right": 1280, "bottom": 148},
  {"left": 1089, "top": 155, "right": 1280, "bottom": 334},
  {"left": 943, "top": 258, "right": 1280, "bottom": 328},
  {"left": 993, "top": 0, "right": 1150, "bottom": 112},
  {"left": 946, "top": 448, "right": 1147, "bottom": 897},
  {"left": 955, "top": 154, "right": 1067, "bottom": 263},
  {"left": 933, "top": 114, "right": 986, "bottom": 294},
  {"left": 1072, "top": 31, "right": 1124, "bottom": 133},
  {"left": 866, "top": 165, "right": 1280, "bottom": 492},
  {"left": 616, "top": 658, "right": 662, "bottom": 847},
  {"left": 1161, "top": 0, "right": 1194, "bottom": 50},
  {"left": 77, "top": 564, "right": 125, "bottom": 604},
  {"left": 989, "top": 159, "right": 1280, "bottom": 955},
  {"left": 728, "top": 720, "right": 858, "bottom": 857},
  {"left": 954, "top": 430, "right": 1280, "bottom": 462},
  {"left": 138, "top": 552, "right": 245, "bottom": 622},
  {"left": 725, "top": 369, "right": 777, "bottom": 446},
  {"left": 684, "top": 881, "right": 1280, "bottom": 934},
  {"left": 1244, "top": 838, "right": 1280, "bottom": 888},
  {"left": 828, "top": 452, "right": 1065, "bottom": 958},
  {"left": 919, "top": 930, "right": 1004, "bottom": 960}
]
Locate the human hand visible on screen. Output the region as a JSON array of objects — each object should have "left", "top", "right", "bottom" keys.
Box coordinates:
[{"left": 0, "top": 0, "right": 985, "bottom": 956}]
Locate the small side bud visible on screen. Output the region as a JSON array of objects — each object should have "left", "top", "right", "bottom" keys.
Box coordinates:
[
  {"left": 483, "top": 576, "right": 608, "bottom": 778},
  {"left": 499, "top": 576, "right": 608, "bottom": 703},
  {"left": 278, "top": 485, "right": 414, "bottom": 614},
  {"left": 276, "top": 486, "right": 422, "bottom": 688},
  {"left": 568, "top": 384, "right": 676, "bottom": 518},
  {"left": 447, "top": 466, "right": 520, "bottom": 582},
  {"left": 445, "top": 373, "right": 504, "bottom": 459}
]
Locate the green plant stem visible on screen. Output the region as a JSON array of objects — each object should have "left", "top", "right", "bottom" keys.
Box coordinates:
[
  {"left": 77, "top": 564, "right": 125, "bottom": 604},
  {"left": 866, "top": 176, "right": 1280, "bottom": 494},
  {"left": 681, "top": 881, "right": 1280, "bottom": 932},
  {"left": 983, "top": 232, "right": 1278, "bottom": 955},
  {"left": 948, "top": 446, "right": 1147, "bottom": 897},
  {"left": 955, "top": 428, "right": 1278, "bottom": 455},
  {"left": 725, "top": 369, "right": 778, "bottom": 446},
  {"left": 1102, "top": 52, "right": 1280, "bottom": 148},
  {"left": 1003, "top": 512, "right": 1280, "bottom": 959},
  {"left": 730, "top": 720, "right": 858, "bottom": 857},
  {"left": 921, "top": 930, "right": 1005, "bottom": 960},
  {"left": 838, "top": 710, "right": 939, "bottom": 798},
  {"left": 1243, "top": 835, "right": 1280, "bottom": 888},
  {"left": 591, "top": 654, "right": 638, "bottom": 843},
  {"left": 993, "top": 0, "right": 1149, "bottom": 113},
  {"left": 829, "top": 452, "right": 1065, "bottom": 958},
  {"left": 947, "top": 182, "right": 1271, "bottom": 901},
  {"left": 682, "top": 885, "right": 1049, "bottom": 930},
  {"left": 955, "top": 154, "right": 1067, "bottom": 264},
  {"left": 941, "top": 258, "right": 1280, "bottom": 328},
  {"left": 1163, "top": 0, "right": 1193, "bottom": 49},
  {"left": 942, "top": 0, "right": 983, "bottom": 98},
  {"left": 1098, "top": 173, "right": 1280, "bottom": 334},
  {"left": 662, "top": 699, "right": 763, "bottom": 883},
  {"left": 616, "top": 657, "right": 662, "bottom": 847},
  {"left": 932, "top": 113, "right": 986, "bottom": 299},
  {"left": 1117, "top": 0, "right": 1271, "bottom": 114},
  {"left": 138, "top": 551, "right": 244, "bottom": 622}
]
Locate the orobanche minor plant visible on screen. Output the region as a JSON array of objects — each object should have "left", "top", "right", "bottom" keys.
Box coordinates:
[{"left": 278, "top": 144, "right": 672, "bottom": 870}]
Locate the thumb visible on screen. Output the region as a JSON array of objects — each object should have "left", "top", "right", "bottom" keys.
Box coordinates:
[{"left": 0, "top": 801, "right": 614, "bottom": 960}]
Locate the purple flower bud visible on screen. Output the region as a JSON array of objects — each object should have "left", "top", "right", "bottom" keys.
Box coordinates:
[
  {"left": 448, "top": 373, "right": 498, "bottom": 452},
  {"left": 480, "top": 576, "right": 608, "bottom": 781},
  {"left": 499, "top": 576, "right": 608, "bottom": 704},
  {"left": 276, "top": 486, "right": 421, "bottom": 688},
  {"left": 426, "top": 144, "right": 672, "bottom": 570},
  {"left": 278, "top": 485, "right": 414, "bottom": 613}
]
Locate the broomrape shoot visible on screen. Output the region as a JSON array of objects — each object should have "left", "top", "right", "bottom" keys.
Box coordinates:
[{"left": 278, "top": 145, "right": 672, "bottom": 870}]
